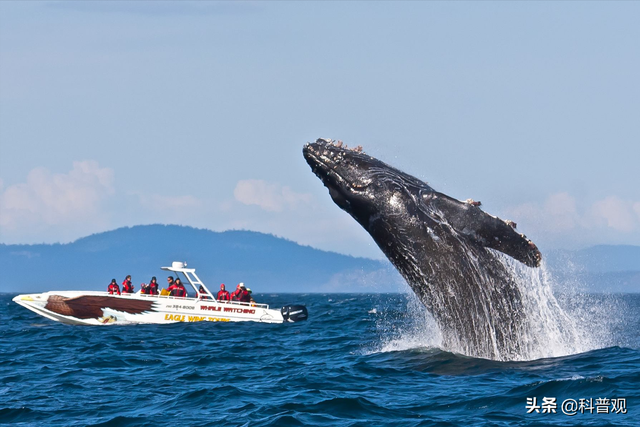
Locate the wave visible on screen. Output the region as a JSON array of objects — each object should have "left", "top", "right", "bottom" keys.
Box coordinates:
[{"left": 2, "top": 293, "right": 639, "bottom": 426}]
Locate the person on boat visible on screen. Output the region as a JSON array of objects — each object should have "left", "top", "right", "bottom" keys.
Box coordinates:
[
  {"left": 176, "top": 278, "right": 187, "bottom": 297},
  {"left": 107, "top": 279, "right": 121, "bottom": 295},
  {"left": 198, "top": 285, "right": 211, "bottom": 300},
  {"left": 239, "top": 285, "right": 251, "bottom": 303},
  {"left": 122, "top": 275, "right": 134, "bottom": 294},
  {"left": 216, "top": 284, "right": 230, "bottom": 301},
  {"left": 140, "top": 283, "right": 149, "bottom": 294},
  {"left": 148, "top": 277, "right": 159, "bottom": 295},
  {"left": 230, "top": 283, "right": 243, "bottom": 301},
  {"left": 168, "top": 278, "right": 187, "bottom": 297},
  {"left": 232, "top": 283, "right": 251, "bottom": 303},
  {"left": 247, "top": 288, "right": 256, "bottom": 304},
  {"left": 164, "top": 276, "right": 175, "bottom": 295}
]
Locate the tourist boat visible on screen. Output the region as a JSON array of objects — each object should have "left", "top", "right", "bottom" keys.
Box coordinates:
[{"left": 12, "top": 262, "right": 308, "bottom": 325}]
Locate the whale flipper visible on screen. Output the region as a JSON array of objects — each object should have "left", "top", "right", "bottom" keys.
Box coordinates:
[{"left": 425, "top": 192, "right": 541, "bottom": 267}]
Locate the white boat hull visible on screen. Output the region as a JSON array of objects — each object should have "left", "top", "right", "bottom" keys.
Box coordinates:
[{"left": 13, "top": 291, "right": 305, "bottom": 325}]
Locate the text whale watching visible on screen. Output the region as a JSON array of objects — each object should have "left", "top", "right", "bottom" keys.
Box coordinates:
[{"left": 13, "top": 262, "right": 308, "bottom": 325}]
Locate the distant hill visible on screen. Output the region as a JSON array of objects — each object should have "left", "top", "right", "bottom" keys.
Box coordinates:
[
  {"left": 1, "top": 225, "right": 638, "bottom": 293},
  {"left": 0, "top": 225, "right": 402, "bottom": 293}
]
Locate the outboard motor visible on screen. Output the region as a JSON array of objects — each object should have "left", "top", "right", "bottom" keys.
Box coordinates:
[{"left": 281, "top": 305, "right": 308, "bottom": 322}]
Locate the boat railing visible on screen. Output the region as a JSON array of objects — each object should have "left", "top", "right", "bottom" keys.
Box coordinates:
[
  {"left": 213, "top": 299, "right": 270, "bottom": 309},
  {"left": 113, "top": 292, "right": 270, "bottom": 309}
]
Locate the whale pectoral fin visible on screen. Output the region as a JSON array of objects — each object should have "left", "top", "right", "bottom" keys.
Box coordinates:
[
  {"left": 473, "top": 213, "right": 542, "bottom": 267},
  {"left": 429, "top": 193, "right": 542, "bottom": 267}
]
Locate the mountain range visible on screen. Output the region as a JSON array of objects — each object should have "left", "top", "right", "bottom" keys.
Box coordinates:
[
  {"left": 1, "top": 225, "right": 638, "bottom": 293},
  {"left": 0, "top": 225, "right": 401, "bottom": 293}
]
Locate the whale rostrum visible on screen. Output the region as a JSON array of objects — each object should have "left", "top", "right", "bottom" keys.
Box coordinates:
[{"left": 303, "top": 138, "right": 543, "bottom": 360}]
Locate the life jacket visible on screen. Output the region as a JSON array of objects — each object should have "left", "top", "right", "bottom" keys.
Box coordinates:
[
  {"left": 239, "top": 290, "right": 251, "bottom": 303},
  {"left": 217, "top": 290, "right": 230, "bottom": 301},
  {"left": 169, "top": 284, "right": 186, "bottom": 298},
  {"left": 122, "top": 280, "right": 134, "bottom": 293},
  {"left": 149, "top": 283, "right": 158, "bottom": 295},
  {"left": 108, "top": 283, "right": 120, "bottom": 295},
  {"left": 231, "top": 289, "right": 243, "bottom": 301}
]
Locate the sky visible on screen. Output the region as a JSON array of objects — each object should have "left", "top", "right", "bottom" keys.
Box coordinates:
[{"left": 0, "top": 1, "right": 639, "bottom": 259}]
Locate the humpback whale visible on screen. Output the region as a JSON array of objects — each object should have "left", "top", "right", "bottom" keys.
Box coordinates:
[{"left": 303, "top": 138, "right": 543, "bottom": 360}]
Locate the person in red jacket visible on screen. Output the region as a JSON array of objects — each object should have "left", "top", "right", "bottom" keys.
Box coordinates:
[
  {"left": 168, "top": 278, "right": 187, "bottom": 297},
  {"left": 230, "top": 283, "right": 243, "bottom": 301},
  {"left": 198, "top": 285, "right": 208, "bottom": 300},
  {"left": 148, "top": 277, "right": 159, "bottom": 295},
  {"left": 231, "top": 283, "right": 250, "bottom": 302},
  {"left": 122, "top": 275, "right": 134, "bottom": 294},
  {"left": 216, "top": 284, "right": 230, "bottom": 301},
  {"left": 238, "top": 285, "right": 251, "bottom": 303},
  {"left": 107, "top": 279, "right": 120, "bottom": 295}
]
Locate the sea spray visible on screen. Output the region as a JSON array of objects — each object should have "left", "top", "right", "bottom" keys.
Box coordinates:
[
  {"left": 374, "top": 254, "right": 619, "bottom": 361},
  {"left": 372, "top": 292, "right": 442, "bottom": 354},
  {"left": 505, "top": 254, "right": 629, "bottom": 359},
  {"left": 499, "top": 256, "right": 585, "bottom": 360}
]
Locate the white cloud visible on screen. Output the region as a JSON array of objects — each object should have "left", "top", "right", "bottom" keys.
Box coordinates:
[
  {"left": 233, "top": 179, "right": 312, "bottom": 212},
  {"left": 0, "top": 161, "right": 115, "bottom": 236},
  {"left": 589, "top": 196, "right": 637, "bottom": 232},
  {"left": 505, "top": 192, "right": 640, "bottom": 248}
]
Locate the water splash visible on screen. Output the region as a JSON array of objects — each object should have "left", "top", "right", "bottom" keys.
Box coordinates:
[
  {"left": 497, "top": 256, "right": 585, "bottom": 360},
  {"left": 370, "top": 293, "right": 442, "bottom": 354},
  {"left": 506, "top": 255, "right": 630, "bottom": 359},
  {"left": 373, "top": 254, "right": 619, "bottom": 361}
]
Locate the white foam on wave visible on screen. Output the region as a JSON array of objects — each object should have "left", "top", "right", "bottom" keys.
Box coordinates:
[{"left": 556, "top": 375, "right": 586, "bottom": 381}]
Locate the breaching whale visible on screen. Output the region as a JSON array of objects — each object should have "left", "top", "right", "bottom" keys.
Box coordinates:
[{"left": 303, "top": 138, "right": 543, "bottom": 360}]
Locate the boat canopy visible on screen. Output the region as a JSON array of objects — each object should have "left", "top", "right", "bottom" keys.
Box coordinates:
[{"left": 161, "top": 261, "right": 212, "bottom": 298}]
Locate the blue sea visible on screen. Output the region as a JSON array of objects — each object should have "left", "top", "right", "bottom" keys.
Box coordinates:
[{"left": 1, "top": 292, "right": 639, "bottom": 426}]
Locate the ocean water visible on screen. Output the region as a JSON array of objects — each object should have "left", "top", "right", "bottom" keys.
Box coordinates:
[{"left": 1, "top": 292, "right": 638, "bottom": 426}]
